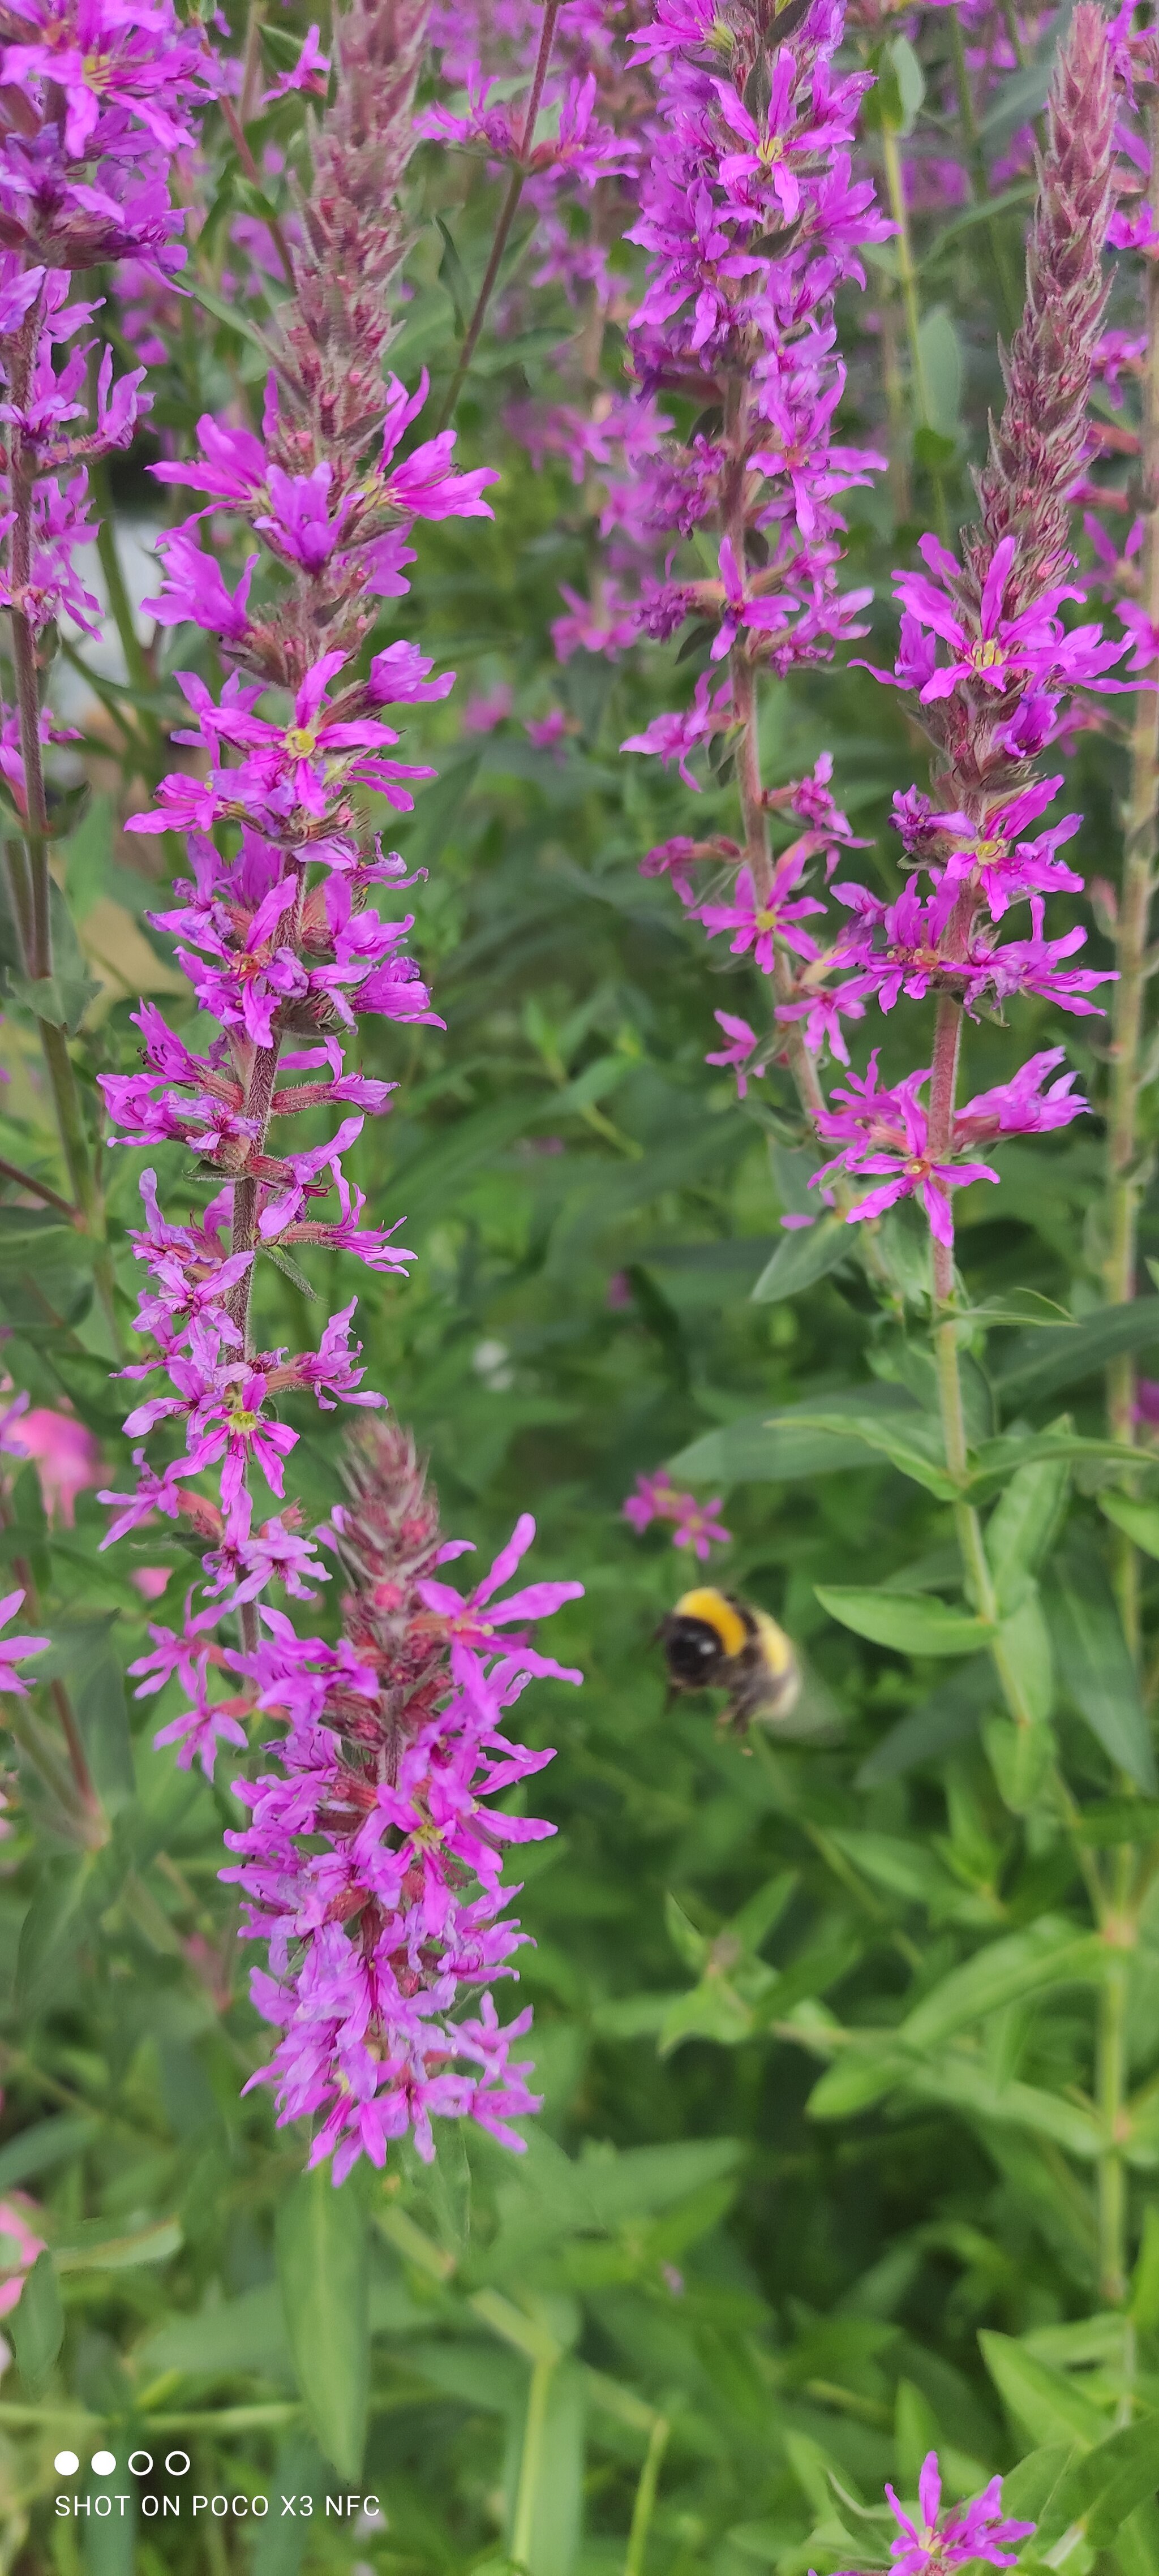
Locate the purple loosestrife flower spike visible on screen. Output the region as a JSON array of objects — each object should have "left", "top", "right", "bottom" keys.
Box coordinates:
[
  {"left": 91, "top": 0, "right": 577, "bottom": 2174},
  {"left": 222, "top": 1425, "right": 581, "bottom": 2179}
]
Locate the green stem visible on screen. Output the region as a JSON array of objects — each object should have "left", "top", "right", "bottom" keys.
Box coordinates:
[
  {"left": 881, "top": 130, "right": 948, "bottom": 542},
  {"left": 1097, "top": 1848, "right": 1132, "bottom": 2307},
  {"left": 510, "top": 2357, "right": 556, "bottom": 2573},
  {"left": 946, "top": 7, "right": 1020, "bottom": 327},
  {"left": 928, "top": 995, "right": 1039, "bottom": 1727},
  {"left": 36, "top": 1020, "right": 122, "bottom": 1358},
  {"left": 624, "top": 2415, "right": 670, "bottom": 2576},
  {"left": 435, "top": 0, "right": 562, "bottom": 432},
  {"left": 88, "top": 459, "right": 154, "bottom": 706},
  {"left": 1106, "top": 100, "right": 1159, "bottom": 1658}
]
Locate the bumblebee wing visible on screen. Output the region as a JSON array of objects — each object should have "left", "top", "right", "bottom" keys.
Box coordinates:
[{"left": 753, "top": 1651, "right": 844, "bottom": 1745}]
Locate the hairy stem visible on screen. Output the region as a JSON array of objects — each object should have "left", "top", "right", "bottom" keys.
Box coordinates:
[{"left": 1105, "top": 102, "right": 1159, "bottom": 1655}]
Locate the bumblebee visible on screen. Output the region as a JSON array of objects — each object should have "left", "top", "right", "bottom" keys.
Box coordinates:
[{"left": 659, "top": 1587, "right": 802, "bottom": 1738}]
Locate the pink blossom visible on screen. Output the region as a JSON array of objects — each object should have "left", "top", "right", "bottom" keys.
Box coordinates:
[{"left": 15, "top": 1408, "right": 101, "bottom": 1526}]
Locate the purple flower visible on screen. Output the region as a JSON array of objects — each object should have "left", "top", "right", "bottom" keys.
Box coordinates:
[
  {"left": 705, "top": 1010, "right": 763, "bottom": 1099},
  {"left": 885, "top": 2455, "right": 1035, "bottom": 2576},
  {"left": 699, "top": 848, "right": 826, "bottom": 973},
  {"left": 622, "top": 1469, "right": 731, "bottom": 1559},
  {"left": 0, "top": 1589, "right": 49, "bottom": 1696},
  {"left": 812, "top": 1056, "right": 1000, "bottom": 1250}
]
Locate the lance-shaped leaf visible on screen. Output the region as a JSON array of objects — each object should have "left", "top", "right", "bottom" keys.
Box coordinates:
[
  {"left": 1045, "top": 1556, "right": 1157, "bottom": 1792},
  {"left": 815, "top": 1588, "right": 988, "bottom": 1657},
  {"left": 1037, "top": 2419, "right": 1159, "bottom": 2547},
  {"left": 899, "top": 1918, "right": 1106, "bottom": 2052},
  {"left": 276, "top": 2168, "right": 369, "bottom": 2480}
]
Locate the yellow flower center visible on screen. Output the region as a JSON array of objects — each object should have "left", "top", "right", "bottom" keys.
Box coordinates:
[
  {"left": 973, "top": 837, "right": 1004, "bottom": 862},
  {"left": 227, "top": 1404, "right": 260, "bottom": 1433},
  {"left": 754, "top": 907, "right": 778, "bottom": 931},
  {"left": 971, "top": 640, "right": 1004, "bottom": 670},
  {"left": 284, "top": 725, "right": 318, "bottom": 758}
]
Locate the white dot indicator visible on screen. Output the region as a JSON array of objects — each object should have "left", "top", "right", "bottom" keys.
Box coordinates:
[
  {"left": 91, "top": 2452, "right": 117, "bottom": 2476},
  {"left": 53, "top": 2451, "right": 79, "bottom": 2477}
]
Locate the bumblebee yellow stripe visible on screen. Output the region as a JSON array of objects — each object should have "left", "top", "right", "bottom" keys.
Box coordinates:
[{"left": 674, "top": 1589, "right": 748, "bottom": 1659}]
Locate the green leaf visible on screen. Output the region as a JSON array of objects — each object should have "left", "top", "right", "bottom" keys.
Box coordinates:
[
  {"left": 1131, "top": 2205, "right": 1159, "bottom": 2330},
  {"left": 183, "top": 274, "right": 280, "bottom": 358},
  {"left": 403, "top": 748, "right": 482, "bottom": 870},
  {"left": 900, "top": 1919, "right": 1106, "bottom": 2052},
  {"left": 980, "top": 2329, "right": 1109, "bottom": 2447},
  {"left": 792, "top": 1410, "right": 959, "bottom": 1500},
  {"left": 1039, "top": 2419, "right": 1159, "bottom": 2547},
  {"left": 668, "top": 1385, "right": 925, "bottom": 1483},
  {"left": 999, "top": 2444, "right": 1082, "bottom": 2527},
  {"left": 916, "top": 306, "right": 962, "bottom": 438},
  {"left": 54, "top": 2216, "right": 181, "bottom": 2271},
  {"left": 276, "top": 2166, "right": 369, "bottom": 2479},
  {"left": 994, "top": 1301, "right": 1159, "bottom": 1407},
  {"left": 815, "top": 1588, "right": 987, "bottom": 1657},
  {"left": 16, "top": 1855, "right": 104, "bottom": 2014},
  {"left": 987, "top": 1455, "right": 1070, "bottom": 1612},
  {"left": 994, "top": 1587, "right": 1055, "bottom": 1728},
  {"left": 863, "top": 33, "right": 925, "bottom": 132},
  {"left": 977, "top": 59, "right": 1051, "bottom": 150},
  {"left": 808, "top": 2051, "right": 907, "bottom": 2121},
  {"left": 856, "top": 1656, "right": 995, "bottom": 1787},
  {"left": 983, "top": 1711, "right": 1053, "bottom": 1814},
  {"left": 1045, "top": 1556, "right": 1157, "bottom": 1792},
  {"left": 750, "top": 1216, "right": 851, "bottom": 1304},
  {"left": 1072, "top": 1799, "right": 1159, "bottom": 1846},
  {"left": 918, "top": 183, "right": 1034, "bottom": 269},
  {"left": 257, "top": 1238, "right": 320, "bottom": 1301},
  {"left": 0, "top": 2115, "right": 97, "bottom": 2190},
  {"left": 1100, "top": 1491, "right": 1159, "bottom": 1560},
  {"left": 10, "top": 2248, "right": 63, "bottom": 2394}
]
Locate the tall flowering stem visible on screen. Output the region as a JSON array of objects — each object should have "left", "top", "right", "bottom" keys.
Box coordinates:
[
  {"left": 612, "top": 0, "right": 889, "bottom": 1139},
  {"left": 0, "top": 0, "right": 208, "bottom": 1350},
  {"left": 1107, "top": 91, "right": 1159, "bottom": 1654},
  {"left": 91, "top": 0, "right": 581, "bottom": 2177}
]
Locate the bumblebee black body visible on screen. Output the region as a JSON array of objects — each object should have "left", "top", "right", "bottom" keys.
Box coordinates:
[{"left": 659, "top": 1586, "right": 801, "bottom": 1736}]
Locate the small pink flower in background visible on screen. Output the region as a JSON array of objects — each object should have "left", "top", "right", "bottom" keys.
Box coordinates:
[
  {"left": 623, "top": 1470, "right": 731, "bottom": 1560},
  {"left": 705, "top": 1010, "right": 762, "bottom": 1100},
  {"left": 16, "top": 1410, "right": 102, "bottom": 1526},
  {"left": 0, "top": 1593, "right": 49, "bottom": 1696},
  {"left": 1135, "top": 1380, "right": 1159, "bottom": 1427},
  {"left": 525, "top": 708, "right": 569, "bottom": 751},
  {"left": 463, "top": 685, "right": 513, "bottom": 734},
  {"left": 605, "top": 1270, "right": 633, "bottom": 1310},
  {"left": 132, "top": 1567, "right": 173, "bottom": 1602},
  {"left": 263, "top": 23, "right": 330, "bottom": 102},
  {"left": 0, "top": 2193, "right": 45, "bottom": 2319}
]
